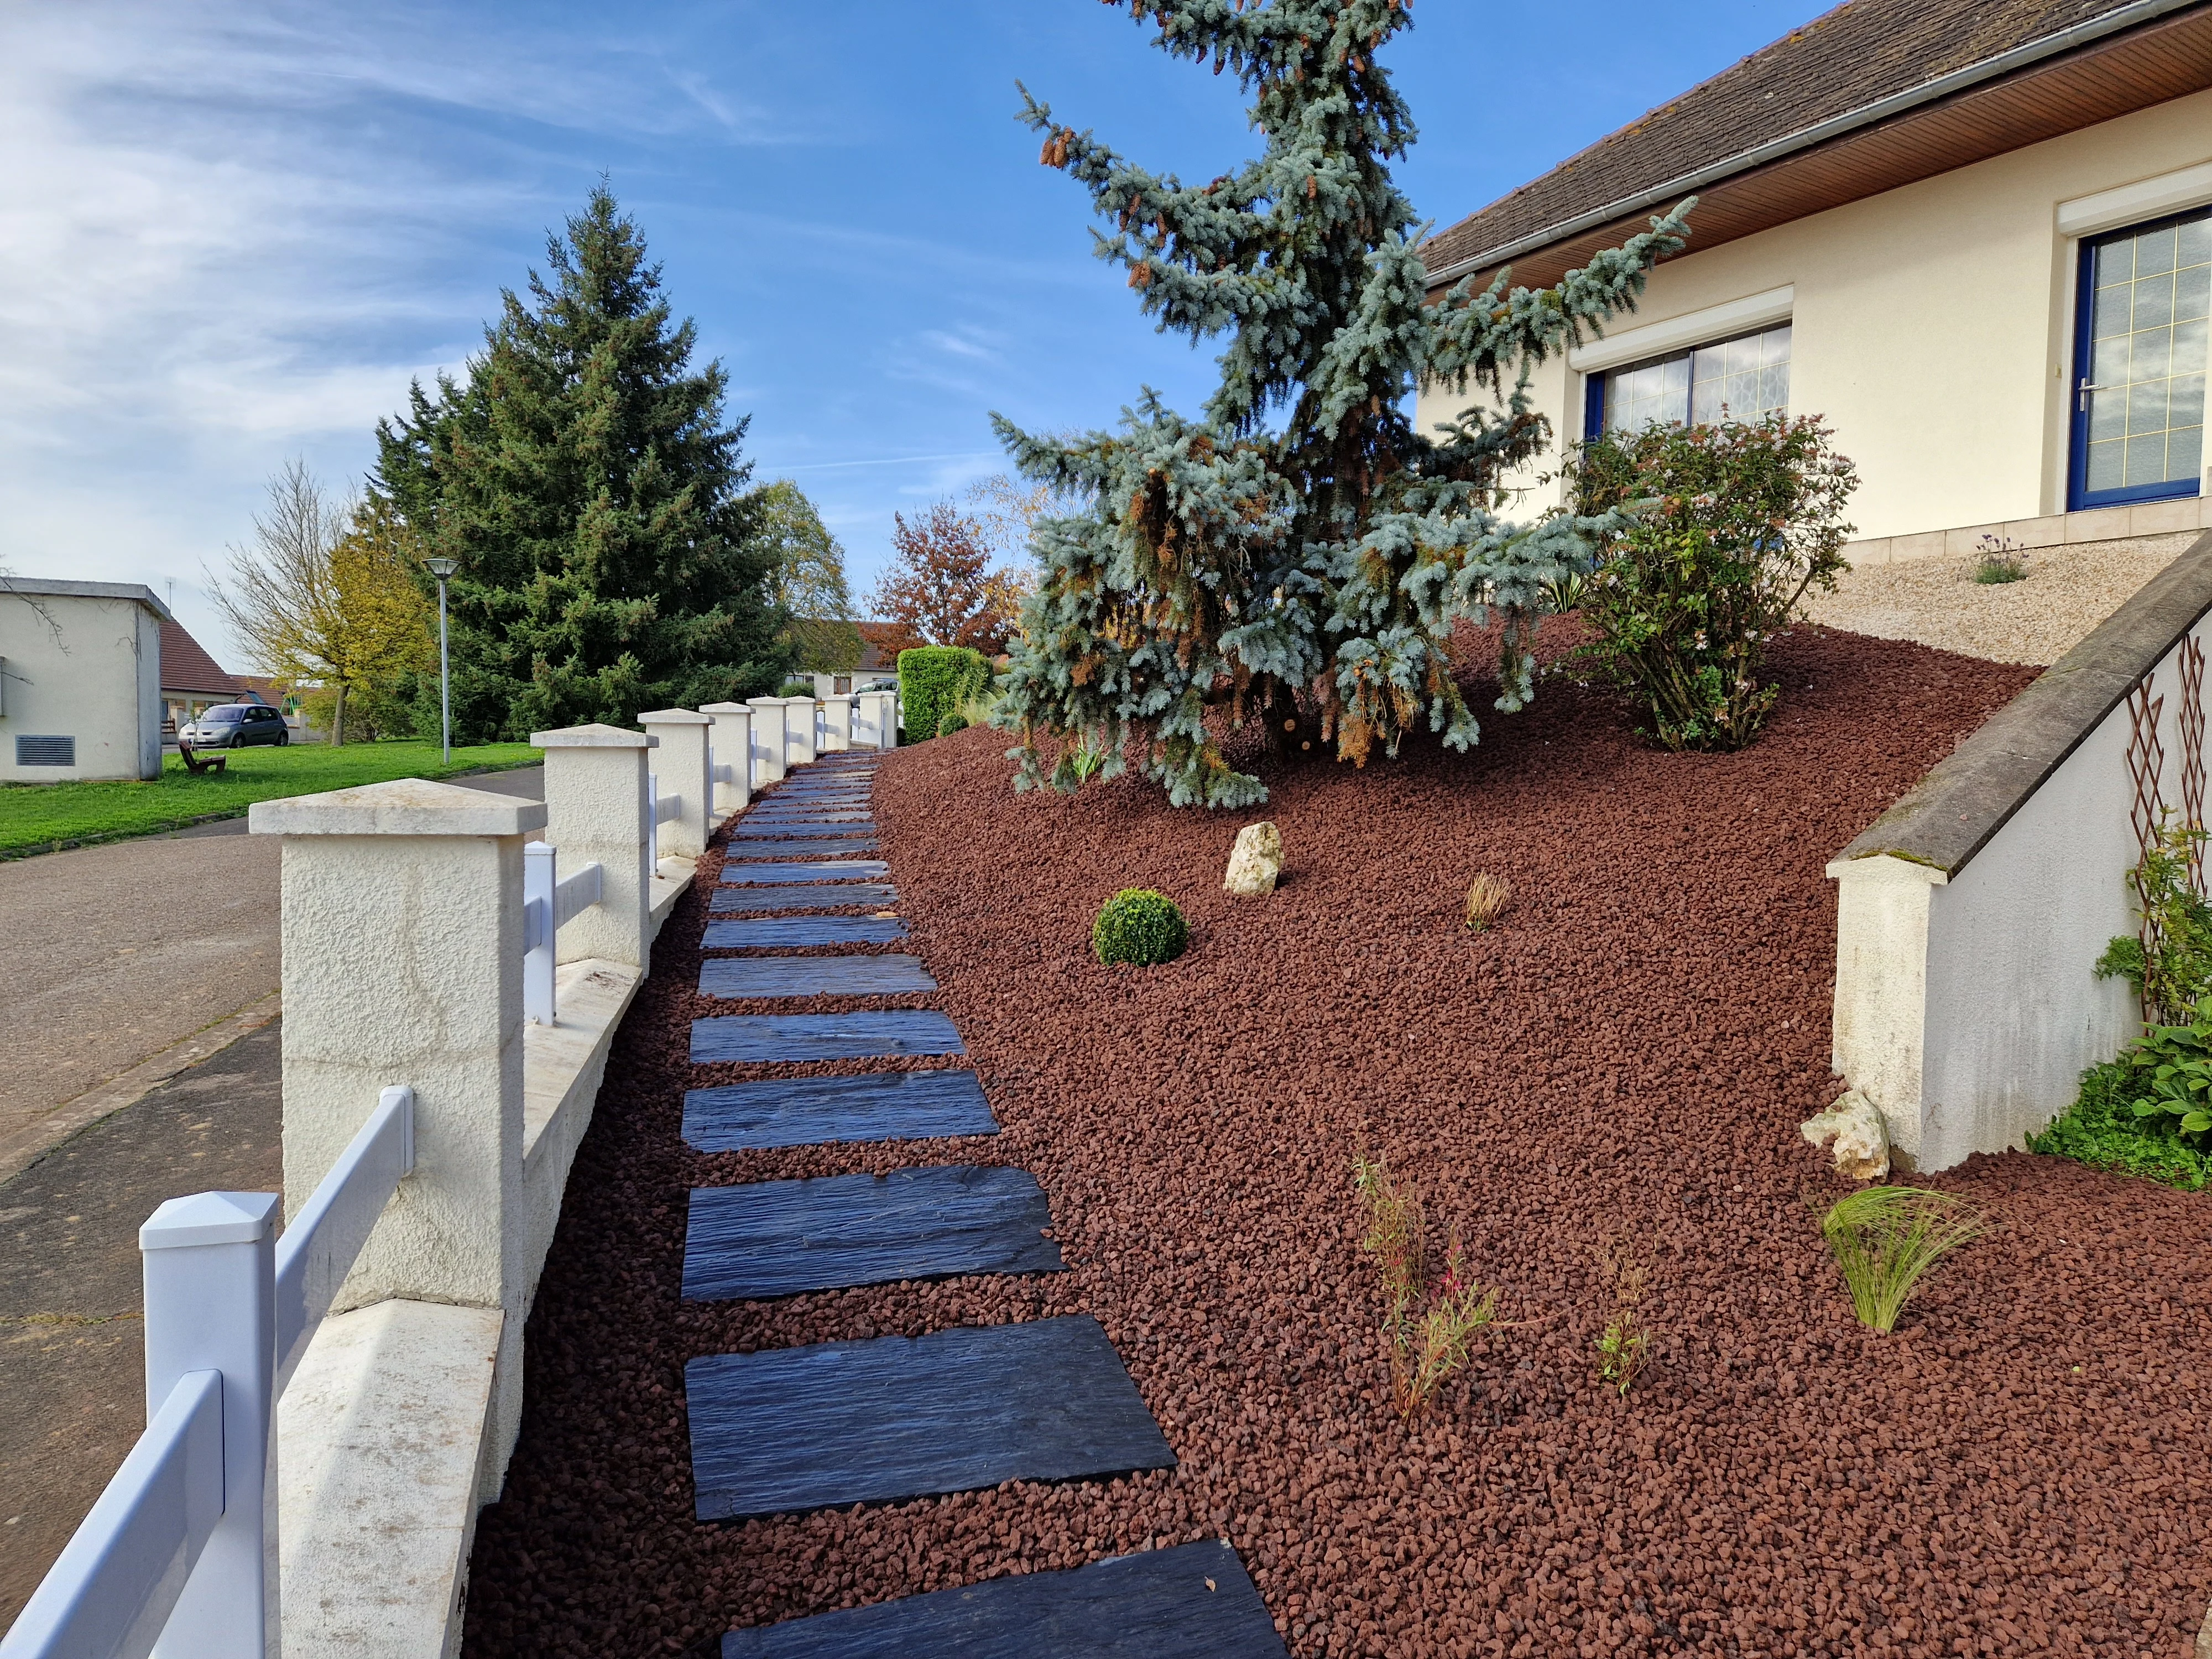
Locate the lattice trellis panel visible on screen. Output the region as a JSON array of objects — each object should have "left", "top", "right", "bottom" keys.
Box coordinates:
[
  {"left": 2180, "top": 637, "right": 2207, "bottom": 891},
  {"left": 2128, "top": 676, "right": 2168, "bottom": 1022}
]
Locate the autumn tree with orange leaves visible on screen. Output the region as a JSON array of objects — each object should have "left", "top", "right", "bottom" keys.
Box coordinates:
[{"left": 867, "top": 502, "right": 1025, "bottom": 658}]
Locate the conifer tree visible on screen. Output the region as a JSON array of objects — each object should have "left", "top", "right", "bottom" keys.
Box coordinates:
[
  {"left": 374, "top": 185, "right": 788, "bottom": 740},
  {"left": 996, "top": 0, "right": 1692, "bottom": 806}
]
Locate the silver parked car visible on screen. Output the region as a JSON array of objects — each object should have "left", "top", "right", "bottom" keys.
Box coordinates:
[{"left": 179, "top": 703, "right": 290, "bottom": 749}]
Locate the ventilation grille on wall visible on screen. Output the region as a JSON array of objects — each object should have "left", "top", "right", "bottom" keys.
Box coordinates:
[{"left": 15, "top": 735, "right": 76, "bottom": 767}]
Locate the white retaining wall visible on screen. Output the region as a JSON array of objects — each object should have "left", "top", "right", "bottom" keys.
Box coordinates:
[{"left": 1830, "top": 530, "right": 2212, "bottom": 1170}]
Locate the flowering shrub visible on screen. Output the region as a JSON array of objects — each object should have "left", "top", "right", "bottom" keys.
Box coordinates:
[
  {"left": 1563, "top": 414, "right": 1857, "bottom": 751},
  {"left": 1353, "top": 1154, "right": 1499, "bottom": 1421}
]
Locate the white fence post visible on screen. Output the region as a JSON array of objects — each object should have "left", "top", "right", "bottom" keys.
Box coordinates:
[
  {"left": 819, "top": 694, "right": 853, "bottom": 752},
  {"left": 638, "top": 709, "right": 711, "bottom": 860},
  {"left": 781, "top": 696, "right": 818, "bottom": 767},
  {"left": 523, "top": 842, "right": 556, "bottom": 1026},
  {"left": 744, "top": 697, "right": 787, "bottom": 785},
  {"left": 699, "top": 703, "right": 753, "bottom": 817},
  {"left": 532, "top": 725, "right": 652, "bottom": 971},
  {"left": 140, "top": 1190, "right": 281, "bottom": 1659},
  {"left": 248, "top": 780, "right": 539, "bottom": 1495}
]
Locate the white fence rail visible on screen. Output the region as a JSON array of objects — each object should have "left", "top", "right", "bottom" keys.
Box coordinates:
[
  {"left": 521, "top": 843, "right": 606, "bottom": 1026},
  {"left": 646, "top": 774, "right": 682, "bottom": 863},
  {"left": 0, "top": 1087, "right": 417, "bottom": 1659}
]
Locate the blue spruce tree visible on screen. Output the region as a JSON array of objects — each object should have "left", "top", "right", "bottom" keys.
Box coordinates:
[{"left": 995, "top": 0, "right": 1691, "bottom": 807}]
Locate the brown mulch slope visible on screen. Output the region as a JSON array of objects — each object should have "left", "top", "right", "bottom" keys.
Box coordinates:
[{"left": 462, "top": 626, "right": 2212, "bottom": 1659}]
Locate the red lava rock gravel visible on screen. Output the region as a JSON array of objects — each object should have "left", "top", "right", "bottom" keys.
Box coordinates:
[{"left": 461, "top": 624, "right": 2212, "bottom": 1659}]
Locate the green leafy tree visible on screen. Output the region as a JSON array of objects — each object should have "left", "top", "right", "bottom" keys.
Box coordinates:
[
  {"left": 752, "top": 480, "right": 863, "bottom": 674},
  {"left": 994, "top": 0, "right": 1690, "bottom": 806},
  {"left": 373, "top": 185, "right": 789, "bottom": 741}
]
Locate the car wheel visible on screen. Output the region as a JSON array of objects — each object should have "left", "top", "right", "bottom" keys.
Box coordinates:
[
  {"left": 275, "top": 729, "right": 289, "bottom": 747},
  {"left": 229, "top": 733, "right": 244, "bottom": 749}
]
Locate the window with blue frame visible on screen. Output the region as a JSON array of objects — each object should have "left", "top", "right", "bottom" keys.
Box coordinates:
[
  {"left": 1583, "top": 323, "right": 1793, "bottom": 439},
  {"left": 2073, "top": 209, "right": 2209, "bottom": 510}
]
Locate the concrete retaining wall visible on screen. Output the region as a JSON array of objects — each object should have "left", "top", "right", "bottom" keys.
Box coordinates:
[{"left": 1830, "top": 529, "right": 2212, "bottom": 1169}]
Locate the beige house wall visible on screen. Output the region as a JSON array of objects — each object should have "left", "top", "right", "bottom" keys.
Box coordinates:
[
  {"left": 0, "top": 588, "right": 165, "bottom": 782},
  {"left": 1415, "top": 86, "right": 2212, "bottom": 557}
]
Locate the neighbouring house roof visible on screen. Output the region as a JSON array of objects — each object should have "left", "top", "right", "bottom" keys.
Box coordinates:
[
  {"left": 856, "top": 622, "right": 916, "bottom": 672},
  {"left": 1421, "top": 0, "right": 2212, "bottom": 292},
  {"left": 159, "top": 619, "right": 240, "bottom": 700},
  {"left": 0, "top": 575, "right": 171, "bottom": 620},
  {"left": 235, "top": 674, "right": 294, "bottom": 707}
]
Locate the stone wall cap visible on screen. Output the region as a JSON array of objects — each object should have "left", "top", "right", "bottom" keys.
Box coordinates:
[
  {"left": 697, "top": 702, "right": 754, "bottom": 715},
  {"left": 776, "top": 694, "right": 820, "bottom": 703},
  {"left": 249, "top": 777, "right": 548, "bottom": 837},
  {"left": 1834, "top": 527, "right": 2212, "bottom": 877},
  {"left": 533, "top": 722, "right": 655, "bottom": 749},
  {"left": 636, "top": 708, "right": 713, "bottom": 725}
]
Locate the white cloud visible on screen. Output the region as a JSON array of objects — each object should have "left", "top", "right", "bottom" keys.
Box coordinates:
[{"left": 0, "top": 0, "right": 812, "bottom": 662}]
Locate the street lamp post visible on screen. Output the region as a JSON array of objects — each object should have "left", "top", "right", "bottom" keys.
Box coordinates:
[{"left": 426, "top": 558, "right": 458, "bottom": 765}]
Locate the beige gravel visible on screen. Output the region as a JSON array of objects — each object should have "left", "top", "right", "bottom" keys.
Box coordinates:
[{"left": 1805, "top": 531, "right": 2201, "bottom": 665}]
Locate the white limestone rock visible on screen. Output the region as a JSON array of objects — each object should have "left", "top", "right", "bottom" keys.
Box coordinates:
[
  {"left": 1222, "top": 821, "right": 1283, "bottom": 898},
  {"left": 1800, "top": 1089, "right": 1891, "bottom": 1181}
]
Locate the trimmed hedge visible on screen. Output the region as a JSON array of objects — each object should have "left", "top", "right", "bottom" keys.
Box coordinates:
[
  {"left": 898, "top": 646, "right": 988, "bottom": 744},
  {"left": 1092, "top": 889, "right": 1188, "bottom": 967}
]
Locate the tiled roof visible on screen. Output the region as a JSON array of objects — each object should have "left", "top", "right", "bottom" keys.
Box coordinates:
[
  {"left": 856, "top": 622, "right": 917, "bottom": 671},
  {"left": 159, "top": 619, "right": 238, "bottom": 698},
  {"left": 1421, "top": 0, "right": 2180, "bottom": 281}
]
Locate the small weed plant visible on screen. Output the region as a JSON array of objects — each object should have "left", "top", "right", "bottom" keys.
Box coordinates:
[
  {"left": 1970, "top": 534, "right": 2029, "bottom": 585},
  {"left": 1092, "top": 889, "right": 1187, "bottom": 967},
  {"left": 1463, "top": 872, "right": 1512, "bottom": 932},
  {"left": 1564, "top": 413, "right": 1857, "bottom": 752},
  {"left": 1353, "top": 1155, "right": 1500, "bottom": 1422},
  {"left": 1818, "top": 1186, "right": 1985, "bottom": 1334},
  {"left": 1591, "top": 1236, "right": 1653, "bottom": 1396},
  {"left": 1065, "top": 740, "right": 1109, "bottom": 783},
  {"left": 2032, "top": 1056, "right": 2212, "bottom": 1190}
]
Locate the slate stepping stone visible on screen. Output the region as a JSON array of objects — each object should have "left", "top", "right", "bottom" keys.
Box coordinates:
[
  {"left": 683, "top": 1166, "right": 1061, "bottom": 1300},
  {"left": 702, "top": 915, "right": 907, "bottom": 947},
  {"left": 720, "top": 1540, "right": 1287, "bottom": 1658},
  {"left": 734, "top": 823, "right": 878, "bottom": 839},
  {"left": 709, "top": 884, "right": 898, "bottom": 914},
  {"left": 686, "top": 1316, "right": 1175, "bottom": 1521},
  {"left": 699, "top": 955, "right": 936, "bottom": 999},
  {"left": 684, "top": 1070, "right": 996, "bottom": 1151},
  {"left": 691, "top": 1011, "right": 963, "bottom": 1063},
  {"left": 721, "top": 861, "right": 891, "bottom": 885},
  {"left": 725, "top": 839, "right": 883, "bottom": 859},
  {"left": 741, "top": 810, "right": 874, "bottom": 823}
]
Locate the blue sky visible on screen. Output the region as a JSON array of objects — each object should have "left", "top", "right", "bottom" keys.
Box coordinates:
[{"left": 0, "top": 0, "right": 1828, "bottom": 665}]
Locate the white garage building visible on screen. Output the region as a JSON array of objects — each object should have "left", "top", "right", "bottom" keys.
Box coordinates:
[{"left": 0, "top": 578, "right": 170, "bottom": 782}]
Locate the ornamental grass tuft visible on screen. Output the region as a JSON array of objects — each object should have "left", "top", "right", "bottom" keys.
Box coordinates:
[
  {"left": 1092, "top": 889, "right": 1188, "bottom": 967},
  {"left": 1818, "top": 1186, "right": 1985, "bottom": 1334},
  {"left": 1463, "top": 872, "right": 1512, "bottom": 931}
]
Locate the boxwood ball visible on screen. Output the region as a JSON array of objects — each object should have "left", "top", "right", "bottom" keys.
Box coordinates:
[{"left": 1092, "top": 889, "right": 1188, "bottom": 967}]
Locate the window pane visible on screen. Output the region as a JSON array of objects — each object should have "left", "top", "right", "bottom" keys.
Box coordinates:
[
  {"left": 2088, "top": 438, "right": 2126, "bottom": 491},
  {"left": 2138, "top": 229, "right": 2178, "bottom": 278},
  {"left": 2129, "top": 379, "right": 2172, "bottom": 436},
  {"left": 2126, "top": 432, "right": 2168, "bottom": 484},
  {"left": 2174, "top": 373, "right": 2207, "bottom": 432},
  {"left": 2180, "top": 217, "right": 2212, "bottom": 269},
  {"left": 2181, "top": 316, "right": 2210, "bottom": 376},
  {"left": 2132, "top": 328, "right": 2173, "bottom": 383},
  {"left": 2179, "top": 264, "right": 2212, "bottom": 323},
  {"left": 2173, "top": 424, "right": 2203, "bottom": 485},
  {"left": 2136, "top": 277, "right": 2177, "bottom": 331},
  {"left": 2090, "top": 383, "right": 2128, "bottom": 441},
  {"left": 2095, "top": 282, "right": 2133, "bottom": 337}
]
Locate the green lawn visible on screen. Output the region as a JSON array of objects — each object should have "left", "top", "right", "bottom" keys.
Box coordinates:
[{"left": 0, "top": 740, "right": 541, "bottom": 856}]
